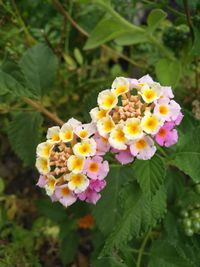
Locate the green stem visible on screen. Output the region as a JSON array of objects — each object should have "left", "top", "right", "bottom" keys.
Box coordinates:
[
  {"left": 136, "top": 231, "right": 151, "bottom": 267},
  {"left": 131, "top": 248, "right": 150, "bottom": 256},
  {"left": 156, "top": 145, "right": 168, "bottom": 158}
]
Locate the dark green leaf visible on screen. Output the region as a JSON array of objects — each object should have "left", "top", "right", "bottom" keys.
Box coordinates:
[
  {"left": 93, "top": 257, "right": 128, "bottom": 267},
  {"left": 149, "top": 239, "right": 194, "bottom": 267},
  {"left": 60, "top": 231, "right": 79, "bottom": 265},
  {"left": 0, "top": 71, "right": 30, "bottom": 96},
  {"left": 172, "top": 127, "right": 200, "bottom": 182},
  {"left": 133, "top": 155, "right": 166, "bottom": 197},
  {"left": 92, "top": 165, "right": 133, "bottom": 235},
  {"left": 7, "top": 112, "right": 43, "bottom": 166},
  {"left": 102, "top": 182, "right": 166, "bottom": 254},
  {"left": 19, "top": 43, "right": 58, "bottom": 96},
  {"left": 36, "top": 199, "right": 67, "bottom": 223}
]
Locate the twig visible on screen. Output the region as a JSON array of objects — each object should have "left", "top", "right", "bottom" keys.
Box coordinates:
[
  {"left": 52, "top": 0, "right": 145, "bottom": 68},
  {"left": 183, "top": 0, "right": 194, "bottom": 42},
  {"left": 10, "top": 0, "right": 36, "bottom": 45},
  {"left": 42, "top": 30, "right": 58, "bottom": 56},
  {"left": 22, "top": 97, "right": 64, "bottom": 126}
]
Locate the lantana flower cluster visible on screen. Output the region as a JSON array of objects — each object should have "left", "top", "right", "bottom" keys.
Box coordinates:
[
  {"left": 36, "top": 74, "right": 183, "bottom": 207},
  {"left": 90, "top": 75, "right": 183, "bottom": 165},
  {"left": 36, "top": 118, "right": 109, "bottom": 207}
]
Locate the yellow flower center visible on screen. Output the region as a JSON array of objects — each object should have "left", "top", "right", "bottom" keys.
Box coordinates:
[
  {"left": 115, "top": 129, "right": 126, "bottom": 142},
  {"left": 79, "top": 130, "right": 88, "bottom": 139},
  {"left": 159, "top": 105, "right": 169, "bottom": 115},
  {"left": 97, "top": 109, "right": 107, "bottom": 119},
  {"left": 78, "top": 143, "right": 91, "bottom": 155},
  {"left": 72, "top": 174, "right": 83, "bottom": 186},
  {"left": 43, "top": 145, "right": 52, "bottom": 157},
  {"left": 143, "top": 89, "right": 156, "bottom": 101},
  {"left": 72, "top": 157, "right": 84, "bottom": 169},
  {"left": 127, "top": 123, "right": 139, "bottom": 135},
  {"left": 89, "top": 162, "right": 99, "bottom": 172},
  {"left": 135, "top": 139, "right": 147, "bottom": 150},
  {"left": 64, "top": 131, "right": 73, "bottom": 140},
  {"left": 52, "top": 134, "right": 60, "bottom": 141},
  {"left": 104, "top": 95, "right": 116, "bottom": 108},
  {"left": 48, "top": 178, "right": 56, "bottom": 188},
  {"left": 41, "top": 158, "right": 48, "bottom": 170},
  {"left": 116, "top": 85, "right": 128, "bottom": 95},
  {"left": 104, "top": 120, "right": 115, "bottom": 132},
  {"left": 145, "top": 117, "right": 157, "bottom": 130}
]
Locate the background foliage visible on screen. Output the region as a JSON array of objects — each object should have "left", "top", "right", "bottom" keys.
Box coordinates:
[{"left": 0, "top": 0, "right": 200, "bottom": 266}]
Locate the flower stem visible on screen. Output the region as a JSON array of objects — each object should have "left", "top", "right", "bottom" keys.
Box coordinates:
[{"left": 136, "top": 230, "right": 151, "bottom": 267}]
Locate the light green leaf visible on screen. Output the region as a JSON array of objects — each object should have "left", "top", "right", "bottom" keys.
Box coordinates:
[
  {"left": 133, "top": 155, "right": 166, "bottom": 197},
  {"left": 19, "top": 43, "right": 58, "bottom": 96},
  {"left": 155, "top": 58, "right": 182, "bottom": 86},
  {"left": 73, "top": 48, "right": 84, "bottom": 65},
  {"left": 147, "top": 9, "right": 167, "bottom": 32},
  {"left": 84, "top": 16, "right": 133, "bottom": 49},
  {"left": 172, "top": 127, "right": 200, "bottom": 182},
  {"left": 92, "top": 165, "right": 133, "bottom": 235},
  {"left": 7, "top": 112, "right": 43, "bottom": 166},
  {"left": 0, "top": 71, "right": 31, "bottom": 97},
  {"left": 102, "top": 182, "right": 166, "bottom": 254},
  {"left": 115, "top": 31, "right": 147, "bottom": 45}
]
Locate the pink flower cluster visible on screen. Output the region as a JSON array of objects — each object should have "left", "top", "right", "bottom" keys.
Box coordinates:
[
  {"left": 89, "top": 74, "right": 183, "bottom": 165},
  {"left": 36, "top": 74, "right": 183, "bottom": 208},
  {"left": 35, "top": 118, "right": 109, "bottom": 208}
]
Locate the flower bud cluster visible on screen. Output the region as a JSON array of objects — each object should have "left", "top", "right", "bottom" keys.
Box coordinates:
[{"left": 180, "top": 203, "right": 200, "bottom": 236}]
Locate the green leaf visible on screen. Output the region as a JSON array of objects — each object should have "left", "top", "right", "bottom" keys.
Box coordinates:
[
  {"left": 172, "top": 127, "right": 200, "bottom": 182},
  {"left": 155, "top": 58, "right": 182, "bottom": 86},
  {"left": 192, "top": 26, "right": 200, "bottom": 56},
  {"left": 102, "top": 182, "right": 166, "bottom": 254},
  {"left": 133, "top": 155, "right": 166, "bottom": 197},
  {"left": 0, "top": 71, "right": 30, "bottom": 96},
  {"left": 36, "top": 199, "right": 67, "bottom": 223},
  {"left": 19, "top": 43, "right": 58, "bottom": 96},
  {"left": 92, "top": 165, "right": 133, "bottom": 235},
  {"left": 0, "top": 178, "right": 5, "bottom": 194},
  {"left": 93, "top": 257, "right": 128, "bottom": 267},
  {"left": 7, "top": 112, "right": 43, "bottom": 166},
  {"left": 84, "top": 16, "right": 133, "bottom": 49},
  {"left": 149, "top": 239, "right": 194, "bottom": 267},
  {"left": 115, "top": 31, "right": 147, "bottom": 45},
  {"left": 73, "top": 48, "right": 84, "bottom": 65},
  {"left": 60, "top": 231, "right": 79, "bottom": 265},
  {"left": 147, "top": 9, "right": 167, "bottom": 32}
]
